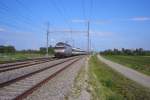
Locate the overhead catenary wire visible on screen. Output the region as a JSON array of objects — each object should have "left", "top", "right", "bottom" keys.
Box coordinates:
[
  {"left": 81, "top": 0, "right": 86, "bottom": 20},
  {"left": 89, "top": 0, "right": 93, "bottom": 52},
  {"left": 57, "top": 0, "right": 73, "bottom": 40},
  {"left": 0, "top": 1, "right": 42, "bottom": 32},
  {"left": 15, "top": 0, "right": 45, "bottom": 30},
  {"left": 0, "top": 1, "right": 32, "bottom": 24},
  {"left": 48, "top": 0, "right": 74, "bottom": 45},
  {"left": 89, "top": 0, "right": 93, "bottom": 20},
  {"left": 49, "top": 0, "right": 71, "bottom": 28},
  {"left": 15, "top": 0, "right": 41, "bottom": 25}
]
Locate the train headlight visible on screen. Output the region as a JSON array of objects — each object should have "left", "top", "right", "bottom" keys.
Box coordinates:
[{"left": 55, "top": 49, "right": 64, "bottom": 53}]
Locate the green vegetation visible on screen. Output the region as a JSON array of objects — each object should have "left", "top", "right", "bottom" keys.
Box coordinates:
[
  {"left": 0, "top": 45, "right": 54, "bottom": 55},
  {"left": 0, "top": 45, "right": 54, "bottom": 63},
  {"left": 39, "top": 47, "right": 54, "bottom": 55},
  {"left": 103, "top": 55, "right": 150, "bottom": 76},
  {"left": 0, "top": 53, "right": 45, "bottom": 63},
  {"left": 0, "top": 45, "right": 16, "bottom": 53},
  {"left": 100, "top": 48, "right": 150, "bottom": 56},
  {"left": 88, "top": 55, "right": 150, "bottom": 100}
]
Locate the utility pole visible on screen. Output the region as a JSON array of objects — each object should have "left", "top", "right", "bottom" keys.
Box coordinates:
[
  {"left": 72, "top": 19, "right": 91, "bottom": 54},
  {"left": 70, "top": 29, "right": 74, "bottom": 47},
  {"left": 87, "top": 20, "right": 90, "bottom": 54},
  {"left": 46, "top": 22, "right": 50, "bottom": 57}
]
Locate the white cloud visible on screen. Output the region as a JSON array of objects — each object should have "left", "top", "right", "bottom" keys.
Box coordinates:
[
  {"left": 131, "top": 17, "right": 150, "bottom": 21},
  {"left": 72, "top": 19, "right": 111, "bottom": 24},
  {"left": 51, "top": 28, "right": 87, "bottom": 34},
  {"left": 92, "top": 20, "right": 112, "bottom": 24},
  {"left": 72, "top": 19, "right": 88, "bottom": 23},
  {"left": 0, "top": 28, "right": 5, "bottom": 32},
  {"left": 91, "top": 31, "right": 114, "bottom": 37}
]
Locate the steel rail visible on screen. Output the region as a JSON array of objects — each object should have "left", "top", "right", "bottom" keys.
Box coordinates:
[
  {"left": 0, "top": 59, "right": 56, "bottom": 73},
  {"left": 14, "top": 57, "right": 81, "bottom": 100},
  {"left": 0, "top": 57, "right": 79, "bottom": 88}
]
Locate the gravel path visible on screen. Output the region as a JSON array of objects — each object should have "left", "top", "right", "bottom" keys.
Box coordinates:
[
  {"left": 24, "top": 57, "right": 87, "bottom": 100},
  {"left": 98, "top": 55, "right": 150, "bottom": 88}
]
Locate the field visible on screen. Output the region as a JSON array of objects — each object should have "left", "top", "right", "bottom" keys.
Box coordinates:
[
  {"left": 103, "top": 55, "right": 150, "bottom": 76},
  {"left": 0, "top": 53, "right": 46, "bottom": 63},
  {"left": 88, "top": 55, "right": 150, "bottom": 100}
]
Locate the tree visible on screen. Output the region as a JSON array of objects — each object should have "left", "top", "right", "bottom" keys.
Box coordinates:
[
  {"left": 100, "top": 48, "right": 147, "bottom": 56},
  {"left": 0, "top": 45, "right": 16, "bottom": 53},
  {"left": 40, "top": 47, "right": 46, "bottom": 54},
  {"left": 0, "top": 46, "right": 5, "bottom": 53}
]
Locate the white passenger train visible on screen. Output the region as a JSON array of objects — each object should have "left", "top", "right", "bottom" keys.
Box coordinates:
[{"left": 54, "top": 42, "right": 87, "bottom": 58}]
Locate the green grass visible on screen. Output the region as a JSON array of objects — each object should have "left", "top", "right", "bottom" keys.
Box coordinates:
[
  {"left": 88, "top": 55, "right": 150, "bottom": 100},
  {"left": 103, "top": 55, "right": 150, "bottom": 76},
  {"left": 0, "top": 53, "right": 46, "bottom": 63}
]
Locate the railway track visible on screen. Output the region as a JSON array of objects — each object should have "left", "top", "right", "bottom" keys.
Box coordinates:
[
  {"left": 0, "top": 58, "right": 57, "bottom": 73},
  {"left": 0, "top": 56, "right": 52, "bottom": 64},
  {"left": 0, "top": 56, "right": 82, "bottom": 100},
  {"left": 0, "top": 57, "right": 54, "bottom": 68}
]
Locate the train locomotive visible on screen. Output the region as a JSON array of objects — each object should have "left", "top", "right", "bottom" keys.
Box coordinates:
[{"left": 54, "top": 42, "right": 86, "bottom": 58}]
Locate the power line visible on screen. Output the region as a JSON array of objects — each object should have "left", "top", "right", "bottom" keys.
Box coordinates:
[
  {"left": 0, "top": 21, "right": 23, "bottom": 30},
  {"left": 0, "top": 1, "right": 31, "bottom": 24},
  {"left": 50, "top": 0, "right": 71, "bottom": 28},
  {"left": 15, "top": 0, "right": 33, "bottom": 13},
  {"left": 89, "top": 0, "right": 93, "bottom": 53},
  {"left": 0, "top": 1, "right": 42, "bottom": 32},
  {"left": 15, "top": 0, "right": 44, "bottom": 29},
  {"left": 81, "top": 0, "right": 86, "bottom": 19},
  {"left": 56, "top": 0, "right": 73, "bottom": 44},
  {"left": 15, "top": 0, "right": 36, "bottom": 22},
  {"left": 48, "top": 0, "right": 73, "bottom": 45},
  {"left": 89, "top": 0, "right": 93, "bottom": 20},
  {"left": 57, "top": 0, "right": 73, "bottom": 31},
  {"left": 0, "top": 13, "right": 39, "bottom": 32}
]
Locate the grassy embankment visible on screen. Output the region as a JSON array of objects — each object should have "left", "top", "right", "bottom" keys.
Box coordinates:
[
  {"left": 0, "top": 53, "right": 46, "bottom": 64},
  {"left": 88, "top": 55, "right": 150, "bottom": 100},
  {"left": 103, "top": 55, "right": 150, "bottom": 76}
]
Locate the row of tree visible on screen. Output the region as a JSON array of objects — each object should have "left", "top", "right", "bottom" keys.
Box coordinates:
[
  {"left": 39, "top": 47, "right": 54, "bottom": 54},
  {"left": 0, "top": 45, "right": 54, "bottom": 55},
  {"left": 0, "top": 46, "right": 16, "bottom": 53},
  {"left": 100, "top": 48, "right": 150, "bottom": 56}
]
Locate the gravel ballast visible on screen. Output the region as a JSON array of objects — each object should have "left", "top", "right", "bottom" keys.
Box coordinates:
[
  {"left": 0, "top": 57, "right": 74, "bottom": 84},
  {"left": 67, "top": 57, "right": 91, "bottom": 100},
  {"left": 24, "top": 57, "right": 87, "bottom": 100}
]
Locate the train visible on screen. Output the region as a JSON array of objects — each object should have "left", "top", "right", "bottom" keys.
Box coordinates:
[{"left": 54, "top": 42, "right": 87, "bottom": 58}]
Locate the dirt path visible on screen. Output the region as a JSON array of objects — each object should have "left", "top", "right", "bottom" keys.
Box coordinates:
[{"left": 98, "top": 55, "right": 150, "bottom": 88}]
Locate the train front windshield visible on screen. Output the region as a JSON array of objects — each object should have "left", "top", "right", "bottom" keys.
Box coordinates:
[{"left": 55, "top": 47, "right": 65, "bottom": 49}]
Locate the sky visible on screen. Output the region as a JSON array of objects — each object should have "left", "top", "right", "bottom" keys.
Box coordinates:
[{"left": 0, "top": 0, "right": 150, "bottom": 51}]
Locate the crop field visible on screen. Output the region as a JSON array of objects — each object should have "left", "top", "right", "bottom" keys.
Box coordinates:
[
  {"left": 103, "top": 55, "right": 150, "bottom": 76},
  {"left": 0, "top": 53, "right": 45, "bottom": 63},
  {"left": 88, "top": 55, "right": 150, "bottom": 100}
]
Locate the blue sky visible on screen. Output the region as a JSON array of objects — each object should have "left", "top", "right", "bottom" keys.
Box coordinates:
[{"left": 0, "top": 0, "right": 150, "bottom": 51}]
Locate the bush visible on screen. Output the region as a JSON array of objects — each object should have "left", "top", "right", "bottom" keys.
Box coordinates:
[
  {"left": 0, "top": 45, "right": 16, "bottom": 53},
  {"left": 100, "top": 48, "right": 149, "bottom": 56}
]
